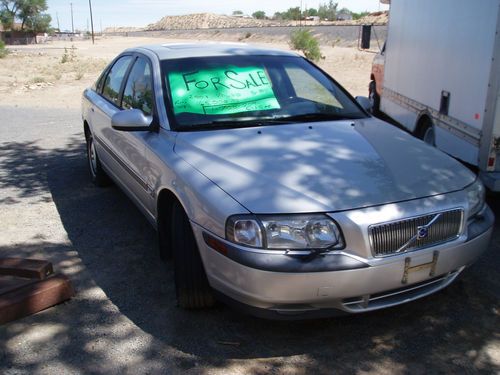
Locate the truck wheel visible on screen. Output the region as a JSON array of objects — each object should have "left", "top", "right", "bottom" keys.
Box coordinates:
[
  {"left": 171, "top": 201, "right": 215, "bottom": 309},
  {"left": 86, "top": 130, "right": 111, "bottom": 187},
  {"left": 417, "top": 118, "right": 436, "bottom": 146},
  {"left": 422, "top": 126, "right": 436, "bottom": 146},
  {"left": 369, "top": 80, "right": 380, "bottom": 115}
]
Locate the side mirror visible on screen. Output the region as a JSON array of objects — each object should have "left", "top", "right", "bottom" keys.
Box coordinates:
[
  {"left": 112, "top": 109, "right": 153, "bottom": 131},
  {"left": 355, "top": 96, "right": 373, "bottom": 113}
]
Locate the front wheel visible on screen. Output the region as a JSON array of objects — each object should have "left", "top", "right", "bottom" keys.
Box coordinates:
[{"left": 171, "top": 201, "right": 215, "bottom": 309}]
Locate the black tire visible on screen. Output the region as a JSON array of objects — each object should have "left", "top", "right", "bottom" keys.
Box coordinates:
[
  {"left": 158, "top": 207, "right": 172, "bottom": 261},
  {"left": 369, "top": 80, "right": 381, "bottom": 116},
  {"left": 85, "top": 130, "right": 111, "bottom": 187},
  {"left": 171, "top": 201, "right": 215, "bottom": 309},
  {"left": 416, "top": 118, "right": 436, "bottom": 146}
]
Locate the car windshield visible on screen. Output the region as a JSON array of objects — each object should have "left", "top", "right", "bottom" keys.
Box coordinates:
[{"left": 161, "top": 54, "right": 367, "bottom": 130}]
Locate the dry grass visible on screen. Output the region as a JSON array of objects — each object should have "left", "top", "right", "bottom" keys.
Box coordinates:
[{"left": 0, "top": 49, "right": 106, "bottom": 90}]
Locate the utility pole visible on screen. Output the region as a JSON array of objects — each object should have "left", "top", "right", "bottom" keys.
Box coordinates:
[
  {"left": 70, "top": 2, "right": 74, "bottom": 33},
  {"left": 88, "top": 0, "right": 95, "bottom": 44},
  {"left": 56, "top": 12, "right": 60, "bottom": 31},
  {"left": 299, "top": 0, "right": 302, "bottom": 26}
]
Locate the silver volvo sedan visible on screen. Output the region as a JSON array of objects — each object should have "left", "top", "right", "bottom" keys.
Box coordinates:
[{"left": 82, "top": 43, "right": 493, "bottom": 319}]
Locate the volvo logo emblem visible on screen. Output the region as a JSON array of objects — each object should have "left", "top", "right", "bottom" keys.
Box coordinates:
[{"left": 417, "top": 226, "right": 429, "bottom": 239}]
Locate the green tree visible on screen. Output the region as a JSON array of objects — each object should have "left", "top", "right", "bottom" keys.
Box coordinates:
[
  {"left": 0, "top": 0, "right": 51, "bottom": 32},
  {"left": 0, "top": 0, "right": 19, "bottom": 29},
  {"left": 25, "top": 12, "right": 50, "bottom": 32},
  {"left": 252, "top": 10, "right": 266, "bottom": 19},
  {"left": 273, "top": 12, "right": 282, "bottom": 20},
  {"left": 18, "top": 0, "right": 48, "bottom": 30},
  {"left": 318, "top": 1, "right": 338, "bottom": 20},
  {"left": 304, "top": 8, "right": 318, "bottom": 17},
  {"left": 282, "top": 6, "right": 301, "bottom": 20},
  {"left": 0, "top": 9, "right": 14, "bottom": 29}
]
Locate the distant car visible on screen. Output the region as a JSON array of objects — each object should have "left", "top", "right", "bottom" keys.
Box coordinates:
[{"left": 82, "top": 43, "right": 493, "bottom": 319}]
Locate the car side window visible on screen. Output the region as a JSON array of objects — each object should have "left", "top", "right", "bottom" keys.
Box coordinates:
[
  {"left": 95, "top": 69, "right": 107, "bottom": 93},
  {"left": 122, "top": 57, "right": 154, "bottom": 116},
  {"left": 102, "top": 56, "right": 133, "bottom": 106}
]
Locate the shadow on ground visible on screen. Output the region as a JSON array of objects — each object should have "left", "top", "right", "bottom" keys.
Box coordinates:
[{"left": 0, "top": 136, "right": 499, "bottom": 373}]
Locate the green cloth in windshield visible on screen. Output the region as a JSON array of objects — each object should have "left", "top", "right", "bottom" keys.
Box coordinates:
[{"left": 168, "top": 66, "right": 280, "bottom": 115}]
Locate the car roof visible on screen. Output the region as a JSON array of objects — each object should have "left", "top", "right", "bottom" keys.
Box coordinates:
[{"left": 126, "top": 42, "right": 300, "bottom": 60}]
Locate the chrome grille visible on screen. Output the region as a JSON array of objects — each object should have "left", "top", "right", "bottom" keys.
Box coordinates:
[{"left": 370, "top": 209, "right": 463, "bottom": 257}]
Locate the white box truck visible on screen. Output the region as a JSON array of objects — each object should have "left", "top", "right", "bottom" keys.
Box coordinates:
[{"left": 370, "top": 0, "right": 500, "bottom": 190}]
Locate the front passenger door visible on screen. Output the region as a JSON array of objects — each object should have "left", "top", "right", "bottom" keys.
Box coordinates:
[{"left": 111, "top": 56, "right": 157, "bottom": 216}]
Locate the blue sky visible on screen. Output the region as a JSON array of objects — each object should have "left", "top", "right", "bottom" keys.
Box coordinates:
[{"left": 46, "top": 0, "right": 389, "bottom": 31}]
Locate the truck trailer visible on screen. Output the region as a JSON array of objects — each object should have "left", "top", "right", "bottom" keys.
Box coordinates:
[{"left": 370, "top": 0, "right": 500, "bottom": 190}]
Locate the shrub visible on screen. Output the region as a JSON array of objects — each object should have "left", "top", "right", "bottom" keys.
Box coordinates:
[
  {"left": 61, "top": 47, "right": 69, "bottom": 63},
  {"left": 289, "top": 28, "right": 323, "bottom": 62},
  {"left": 61, "top": 45, "right": 77, "bottom": 64},
  {"left": 0, "top": 40, "right": 9, "bottom": 58}
]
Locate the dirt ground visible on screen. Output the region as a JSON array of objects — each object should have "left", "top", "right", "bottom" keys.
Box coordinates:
[
  {"left": 0, "top": 35, "right": 374, "bottom": 110},
  {"left": 0, "top": 36, "right": 498, "bottom": 375}
]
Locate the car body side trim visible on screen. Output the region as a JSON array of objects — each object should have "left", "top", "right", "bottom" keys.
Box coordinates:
[{"left": 93, "top": 134, "right": 150, "bottom": 193}]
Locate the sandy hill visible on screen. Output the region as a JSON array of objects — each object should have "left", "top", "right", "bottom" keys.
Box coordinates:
[
  {"left": 104, "top": 11, "right": 388, "bottom": 33},
  {"left": 145, "top": 13, "right": 276, "bottom": 30}
]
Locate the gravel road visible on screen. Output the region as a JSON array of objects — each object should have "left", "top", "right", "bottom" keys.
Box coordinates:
[{"left": 0, "top": 104, "right": 499, "bottom": 374}]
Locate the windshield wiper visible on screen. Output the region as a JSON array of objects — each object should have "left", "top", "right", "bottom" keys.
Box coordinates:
[
  {"left": 177, "top": 113, "right": 362, "bottom": 131},
  {"left": 271, "top": 113, "right": 362, "bottom": 123},
  {"left": 179, "top": 118, "right": 290, "bottom": 131}
]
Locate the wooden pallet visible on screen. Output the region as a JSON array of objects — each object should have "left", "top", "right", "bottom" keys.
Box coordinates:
[{"left": 0, "top": 258, "right": 74, "bottom": 325}]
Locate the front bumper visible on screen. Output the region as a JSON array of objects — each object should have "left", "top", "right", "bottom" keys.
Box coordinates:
[{"left": 193, "top": 205, "right": 493, "bottom": 318}]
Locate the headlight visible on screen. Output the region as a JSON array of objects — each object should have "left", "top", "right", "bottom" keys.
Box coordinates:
[
  {"left": 226, "top": 214, "right": 344, "bottom": 250},
  {"left": 226, "top": 216, "right": 263, "bottom": 248},
  {"left": 466, "top": 179, "right": 485, "bottom": 218}
]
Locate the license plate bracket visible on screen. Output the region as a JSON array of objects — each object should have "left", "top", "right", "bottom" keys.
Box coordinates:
[{"left": 402, "top": 251, "right": 439, "bottom": 284}]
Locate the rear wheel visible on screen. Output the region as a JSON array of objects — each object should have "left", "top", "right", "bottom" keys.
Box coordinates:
[
  {"left": 85, "top": 130, "right": 111, "bottom": 187},
  {"left": 171, "top": 201, "right": 215, "bottom": 309}
]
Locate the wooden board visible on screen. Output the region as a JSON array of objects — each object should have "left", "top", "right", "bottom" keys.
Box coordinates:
[
  {"left": 0, "top": 258, "right": 53, "bottom": 280},
  {"left": 0, "top": 258, "right": 74, "bottom": 325}
]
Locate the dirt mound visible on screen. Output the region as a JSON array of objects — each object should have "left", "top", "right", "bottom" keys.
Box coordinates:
[
  {"left": 111, "top": 11, "right": 388, "bottom": 32},
  {"left": 146, "top": 13, "right": 277, "bottom": 30},
  {"left": 357, "top": 11, "right": 389, "bottom": 25}
]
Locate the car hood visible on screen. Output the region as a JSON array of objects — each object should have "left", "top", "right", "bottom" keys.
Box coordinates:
[{"left": 174, "top": 118, "right": 475, "bottom": 213}]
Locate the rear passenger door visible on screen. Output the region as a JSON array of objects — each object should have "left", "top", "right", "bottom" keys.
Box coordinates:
[{"left": 90, "top": 54, "right": 133, "bottom": 171}]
